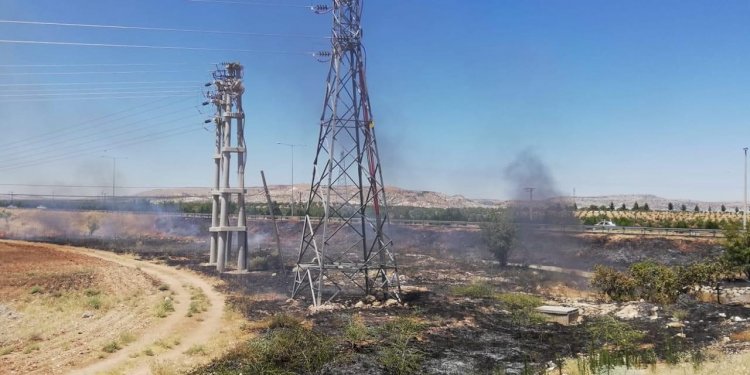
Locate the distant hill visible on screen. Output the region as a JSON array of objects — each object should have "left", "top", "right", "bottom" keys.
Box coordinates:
[
  {"left": 137, "top": 187, "right": 743, "bottom": 212},
  {"left": 138, "top": 185, "right": 504, "bottom": 209}
]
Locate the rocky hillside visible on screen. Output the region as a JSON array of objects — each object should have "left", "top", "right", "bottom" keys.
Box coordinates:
[
  {"left": 138, "top": 187, "right": 741, "bottom": 211},
  {"left": 138, "top": 185, "right": 503, "bottom": 209}
]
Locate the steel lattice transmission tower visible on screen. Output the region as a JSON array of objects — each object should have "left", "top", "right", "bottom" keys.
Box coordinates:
[
  {"left": 207, "top": 62, "right": 248, "bottom": 273},
  {"left": 292, "top": 0, "right": 400, "bottom": 305}
]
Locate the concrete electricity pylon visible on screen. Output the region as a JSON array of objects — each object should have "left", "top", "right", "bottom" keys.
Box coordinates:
[
  {"left": 206, "top": 62, "right": 248, "bottom": 272},
  {"left": 292, "top": 0, "right": 401, "bottom": 306}
]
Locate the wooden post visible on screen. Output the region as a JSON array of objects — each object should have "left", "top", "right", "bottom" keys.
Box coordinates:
[{"left": 261, "top": 170, "right": 285, "bottom": 275}]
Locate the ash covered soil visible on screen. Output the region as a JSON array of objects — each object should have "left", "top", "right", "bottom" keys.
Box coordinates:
[{"left": 1, "top": 210, "right": 746, "bottom": 373}]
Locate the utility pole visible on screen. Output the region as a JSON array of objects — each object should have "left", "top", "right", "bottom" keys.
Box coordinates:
[
  {"left": 524, "top": 187, "right": 535, "bottom": 221},
  {"left": 276, "top": 142, "right": 304, "bottom": 217},
  {"left": 744, "top": 147, "right": 748, "bottom": 230},
  {"left": 292, "top": 0, "right": 401, "bottom": 306},
  {"left": 261, "top": 170, "right": 285, "bottom": 275},
  {"left": 205, "top": 62, "right": 248, "bottom": 272},
  {"left": 100, "top": 155, "right": 126, "bottom": 204}
]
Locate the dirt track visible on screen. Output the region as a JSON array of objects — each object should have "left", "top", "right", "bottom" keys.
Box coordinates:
[{"left": 0, "top": 240, "right": 230, "bottom": 375}]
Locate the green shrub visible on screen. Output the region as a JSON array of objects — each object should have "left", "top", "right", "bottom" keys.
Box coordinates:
[
  {"left": 155, "top": 299, "right": 175, "bottom": 318},
  {"left": 495, "top": 293, "right": 546, "bottom": 325},
  {"left": 451, "top": 282, "right": 494, "bottom": 298},
  {"left": 378, "top": 338, "right": 423, "bottom": 375},
  {"left": 629, "top": 262, "right": 679, "bottom": 304},
  {"left": 87, "top": 295, "right": 103, "bottom": 310},
  {"left": 591, "top": 265, "right": 636, "bottom": 302},
  {"left": 578, "top": 316, "right": 654, "bottom": 374},
  {"left": 102, "top": 341, "right": 121, "bottom": 353},
  {"left": 344, "top": 315, "right": 372, "bottom": 343},
  {"left": 267, "top": 313, "right": 301, "bottom": 329},
  {"left": 30, "top": 286, "right": 42, "bottom": 294}
]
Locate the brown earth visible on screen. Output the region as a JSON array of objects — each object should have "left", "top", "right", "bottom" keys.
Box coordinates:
[{"left": 0, "top": 240, "right": 241, "bottom": 375}]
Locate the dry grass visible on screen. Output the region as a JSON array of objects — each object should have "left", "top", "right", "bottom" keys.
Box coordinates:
[
  {"left": 730, "top": 330, "right": 750, "bottom": 342},
  {"left": 186, "top": 286, "right": 210, "bottom": 318}
]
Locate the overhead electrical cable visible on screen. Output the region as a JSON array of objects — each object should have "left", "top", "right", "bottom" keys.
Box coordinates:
[
  {"left": 0, "top": 70, "right": 204, "bottom": 76},
  {"left": 0, "top": 19, "right": 328, "bottom": 39},
  {"left": 0, "top": 96, "right": 189, "bottom": 148},
  {"left": 0, "top": 105, "right": 201, "bottom": 160},
  {"left": 0, "top": 39, "right": 314, "bottom": 55},
  {"left": 0, "top": 118, "right": 204, "bottom": 171},
  {"left": 0, "top": 94, "right": 195, "bottom": 103},
  {"left": 0, "top": 81, "right": 204, "bottom": 87},
  {"left": 186, "top": 0, "right": 312, "bottom": 7}
]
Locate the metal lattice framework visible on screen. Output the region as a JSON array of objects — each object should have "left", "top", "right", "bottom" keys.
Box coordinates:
[
  {"left": 207, "top": 62, "right": 248, "bottom": 272},
  {"left": 292, "top": 0, "right": 400, "bottom": 306}
]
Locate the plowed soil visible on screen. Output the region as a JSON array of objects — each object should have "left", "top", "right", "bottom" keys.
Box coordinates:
[{"left": 0, "top": 240, "right": 236, "bottom": 375}]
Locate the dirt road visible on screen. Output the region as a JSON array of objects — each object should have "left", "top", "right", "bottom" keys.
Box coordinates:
[{"left": 0, "top": 240, "right": 230, "bottom": 375}]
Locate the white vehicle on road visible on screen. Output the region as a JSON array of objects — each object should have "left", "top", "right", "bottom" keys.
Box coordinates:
[{"left": 594, "top": 220, "right": 616, "bottom": 227}]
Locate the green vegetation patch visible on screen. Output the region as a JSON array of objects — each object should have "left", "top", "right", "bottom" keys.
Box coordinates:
[
  {"left": 190, "top": 314, "right": 335, "bottom": 375},
  {"left": 155, "top": 299, "right": 175, "bottom": 318},
  {"left": 451, "top": 282, "right": 494, "bottom": 299}
]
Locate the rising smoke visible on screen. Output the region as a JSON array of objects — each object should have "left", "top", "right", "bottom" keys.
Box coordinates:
[
  {"left": 504, "top": 149, "right": 559, "bottom": 201},
  {"left": 504, "top": 149, "right": 576, "bottom": 223}
]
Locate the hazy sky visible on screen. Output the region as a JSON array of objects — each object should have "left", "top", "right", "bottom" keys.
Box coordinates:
[{"left": 0, "top": 0, "right": 749, "bottom": 202}]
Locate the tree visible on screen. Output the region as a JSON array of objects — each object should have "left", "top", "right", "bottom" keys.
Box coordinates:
[
  {"left": 681, "top": 204, "right": 687, "bottom": 212},
  {"left": 723, "top": 225, "right": 750, "bottom": 279},
  {"left": 480, "top": 211, "right": 517, "bottom": 267},
  {"left": 0, "top": 210, "right": 10, "bottom": 226},
  {"left": 668, "top": 202, "right": 674, "bottom": 211},
  {"left": 632, "top": 202, "right": 640, "bottom": 211},
  {"left": 721, "top": 204, "right": 727, "bottom": 213},
  {"left": 86, "top": 217, "right": 100, "bottom": 236},
  {"left": 619, "top": 203, "right": 627, "bottom": 211},
  {"left": 643, "top": 203, "right": 650, "bottom": 211},
  {"left": 694, "top": 205, "right": 700, "bottom": 212},
  {"left": 591, "top": 265, "right": 636, "bottom": 302},
  {"left": 609, "top": 202, "right": 615, "bottom": 211}
]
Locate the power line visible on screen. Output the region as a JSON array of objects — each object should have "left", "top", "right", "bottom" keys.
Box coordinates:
[
  {"left": 186, "top": 0, "right": 313, "bottom": 7},
  {"left": 0, "top": 70, "right": 204, "bottom": 76},
  {"left": 2, "top": 86, "right": 201, "bottom": 93},
  {"left": 0, "top": 39, "right": 313, "bottom": 55},
  {"left": 0, "top": 96, "right": 187, "bottom": 148},
  {"left": 0, "top": 105, "right": 200, "bottom": 161},
  {"left": 0, "top": 63, "right": 192, "bottom": 68},
  {"left": 0, "top": 122, "right": 204, "bottom": 171},
  {"left": 0, "top": 183, "right": 214, "bottom": 189},
  {"left": 0, "top": 19, "right": 327, "bottom": 39},
  {"left": 0, "top": 80, "right": 204, "bottom": 87},
  {"left": 0, "top": 90, "right": 198, "bottom": 97},
  {"left": 0, "top": 94, "right": 195, "bottom": 103}
]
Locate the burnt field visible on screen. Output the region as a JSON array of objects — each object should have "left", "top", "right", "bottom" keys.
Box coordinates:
[{"left": 2, "top": 209, "right": 747, "bottom": 374}]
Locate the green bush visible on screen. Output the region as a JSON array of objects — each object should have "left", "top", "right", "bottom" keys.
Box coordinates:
[
  {"left": 87, "top": 295, "right": 103, "bottom": 310},
  {"left": 592, "top": 261, "right": 724, "bottom": 304},
  {"left": 155, "top": 299, "right": 175, "bottom": 318},
  {"left": 102, "top": 341, "right": 121, "bottom": 353},
  {"left": 191, "top": 322, "right": 336, "bottom": 374},
  {"left": 495, "top": 293, "right": 546, "bottom": 325},
  {"left": 451, "top": 282, "right": 494, "bottom": 298},
  {"left": 629, "top": 262, "right": 679, "bottom": 304},
  {"left": 723, "top": 225, "right": 750, "bottom": 279},
  {"left": 378, "top": 338, "right": 423, "bottom": 375},
  {"left": 591, "top": 265, "right": 636, "bottom": 302}
]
